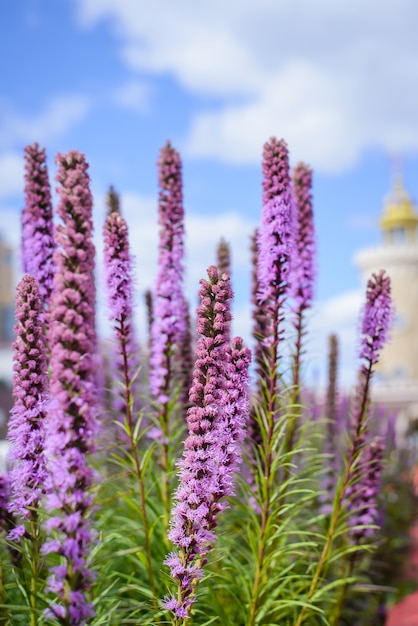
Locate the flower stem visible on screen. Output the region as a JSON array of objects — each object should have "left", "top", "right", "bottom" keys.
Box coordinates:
[{"left": 119, "top": 317, "right": 158, "bottom": 610}]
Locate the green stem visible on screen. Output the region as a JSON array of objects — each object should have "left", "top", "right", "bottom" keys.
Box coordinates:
[
  {"left": 0, "top": 539, "right": 8, "bottom": 626},
  {"left": 29, "top": 514, "right": 40, "bottom": 626},
  {"left": 329, "top": 553, "right": 356, "bottom": 626},
  {"left": 119, "top": 318, "right": 158, "bottom": 611},
  {"left": 249, "top": 302, "right": 280, "bottom": 626},
  {"left": 294, "top": 361, "right": 373, "bottom": 626}
]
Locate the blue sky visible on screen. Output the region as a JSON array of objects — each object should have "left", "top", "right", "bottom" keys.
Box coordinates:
[{"left": 1, "top": 0, "right": 418, "bottom": 387}]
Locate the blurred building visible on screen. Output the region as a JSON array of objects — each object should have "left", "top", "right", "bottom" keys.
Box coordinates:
[
  {"left": 0, "top": 234, "right": 14, "bottom": 448},
  {"left": 355, "top": 169, "right": 418, "bottom": 435},
  {"left": 0, "top": 234, "right": 14, "bottom": 345}
]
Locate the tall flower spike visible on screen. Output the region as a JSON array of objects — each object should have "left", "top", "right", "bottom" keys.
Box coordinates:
[
  {"left": 290, "top": 162, "right": 315, "bottom": 311},
  {"left": 103, "top": 211, "right": 140, "bottom": 421},
  {"left": 150, "top": 141, "right": 187, "bottom": 403},
  {"left": 256, "top": 138, "right": 294, "bottom": 393},
  {"left": 287, "top": 162, "right": 315, "bottom": 450},
  {"left": 250, "top": 229, "right": 271, "bottom": 382},
  {"left": 7, "top": 275, "right": 48, "bottom": 528},
  {"left": 44, "top": 150, "right": 97, "bottom": 625},
  {"left": 351, "top": 270, "right": 393, "bottom": 448},
  {"left": 359, "top": 270, "right": 393, "bottom": 366},
  {"left": 257, "top": 138, "right": 294, "bottom": 307},
  {"left": 22, "top": 143, "right": 55, "bottom": 306},
  {"left": 164, "top": 267, "right": 250, "bottom": 621}
]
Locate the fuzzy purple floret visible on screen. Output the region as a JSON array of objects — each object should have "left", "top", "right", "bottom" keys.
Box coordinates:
[
  {"left": 22, "top": 143, "right": 55, "bottom": 305},
  {"left": 163, "top": 267, "right": 250, "bottom": 619},
  {"left": 44, "top": 151, "right": 97, "bottom": 625},
  {"left": 347, "top": 437, "right": 384, "bottom": 542},
  {"left": 359, "top": 270, "right": 393, "bottom": 365},
  {"left": 7, "top": 275, "right": 48, "bottom": 522},
  {"left": 257, "top": 139, "right": 294, "bottom": 306},
  {"left": 150, "top": 141, "right": 187, "bottom": 403},
  {"left": 290, "top": 162, "right": 315, "bottom": 310}
]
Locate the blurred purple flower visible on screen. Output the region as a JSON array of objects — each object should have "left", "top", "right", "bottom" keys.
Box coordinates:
[
  {"left": 290, "top": 162, "right": 315, "bottom": 311},
  {"left": 103, "top": 211, "right": 140, "bottom": 419},
  {"left": 347, "top": 437, "right": 384, "bottom": 542},
  {"left": 22, "top": 143, "right": 55, "bottom": 306},
  {"left": 150, "top": 141, "right": 187, "bottom": 404},
  {"left": 0, "top": 473, "right": 10, "bottom": 531},
  {"left": 359, "top": 270, "right": 393, "bottom": 366},
  {"left": 44, "top": 150, "right": 97, "bottom": 625},
  {"left": 7, "top": 275, "right": 48, "bottom": 522}
]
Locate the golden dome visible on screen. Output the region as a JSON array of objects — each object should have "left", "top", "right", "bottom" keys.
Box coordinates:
[{"left": 380, "top": 166, "right": 418, "bottom": 232}]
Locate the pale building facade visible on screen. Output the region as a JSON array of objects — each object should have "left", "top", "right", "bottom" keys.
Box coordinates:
[
  {"left": 355, "top": 172, "right": 418, "bottom": 434},
  {"left": 0, "top": 235, "right": 14, "bottom": 346}
]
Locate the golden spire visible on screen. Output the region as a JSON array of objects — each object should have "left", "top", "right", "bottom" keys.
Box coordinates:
[{"left": 380, "top": 157, "right": 418, "bottom": 243}]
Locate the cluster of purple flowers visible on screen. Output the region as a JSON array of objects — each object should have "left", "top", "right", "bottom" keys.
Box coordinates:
[
  {"left": 150, "top": 141, "right": 187, "bottom": 405},
  {"left": 290, "top": 162, "right": 315, "bottom": 312},
  {"left": 164, "top": 266, "right": 250, "bottom": 619},
  {"left": 2, "top": 135, "right": 398, "bottom": 626},
  {"left": 43, "top": 151, "right": 98, "bottom": 624},
  {"left": 7, "top": 275, "right": 48, "bottom": 534},
  {"left": 255, "top": 138, "right": 295, "bottom": 379},
  {"left": 22, "top": 143, "right": 55, "bottom": 306}
]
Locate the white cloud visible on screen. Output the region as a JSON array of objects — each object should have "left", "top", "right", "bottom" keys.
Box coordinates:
[
  {"left": 0, "top": 95, "right": 92, "bottom": 151},
  {"left": 76, "top": 0, "right": 418, "bottom": 172},
  {"left": 0, "top": 153, "right": 24, "bottom": 198}
]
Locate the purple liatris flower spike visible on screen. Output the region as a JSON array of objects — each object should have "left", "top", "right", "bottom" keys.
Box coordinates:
[
  {"left": 257, "top": 139, "right": 294, "bottom": 306},
  {"left": 44, "top": 151, "right": 98, "bottom": 625},
  {"left": 22, "top": 143, "right": 55, "bottom": 306},
  {"left": 352, "top": 271, "right": 393, "bottom": 444},
  {"left": 262, "top": 136, "right": 292, "bottom": 205},
  {"left": 103, "top": 211, "right": 140, "bottom": 419},
  {"left": 290, "top": 162, "right": 315, "bottom": 311},
  {"left": 347, "top": 437, "right": 384, "bottom": 542},
  {"left": 359, "top": 270, "right": 393, "bottom": 366},
  {"left": 150, "top": 141, "right": 187, "bottom": 404},
  {"left": 7, "top": 275, "right": 48, "bottom": 526},
  {"left": 163, "top": 267, "right": 250, "bottom": 620}
]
